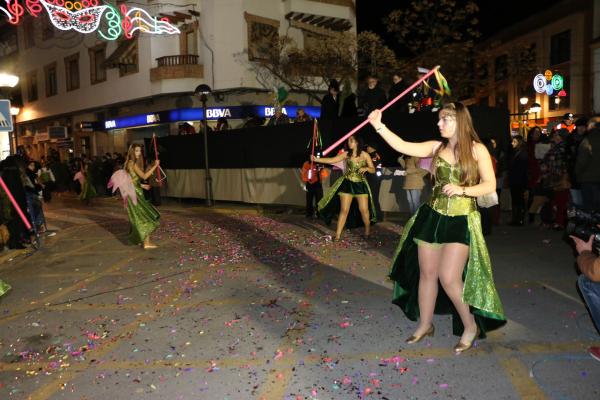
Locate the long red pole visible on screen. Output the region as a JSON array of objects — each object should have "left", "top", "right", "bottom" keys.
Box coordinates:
[
  {"left": 152, "top": 133, "right": 161, "bottom": 187},
  {"left": 0, "top": 176, "right": 32, "bottom": 231},
  {"left": 308, "top": 119, "right": 317, "bottom": 180},
  {"left": 322, "top": 66, "right": 440, "bottom": 156}
]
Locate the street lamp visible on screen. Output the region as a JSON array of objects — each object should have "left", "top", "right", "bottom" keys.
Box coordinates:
[
  {"left": 519, "top": 97, "right": 529, "bottom": 106},
  {"left": 0, "top": 73, "right": 19, "bottom": 88},
  {"left": 519, "top": 97, "right": 529, "bottom": 135},
  {"left": 194, "top": 83, "right": 213, "bottom": 207}
]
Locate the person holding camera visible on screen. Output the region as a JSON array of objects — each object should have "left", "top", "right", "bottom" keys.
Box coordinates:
[{"left": 570, "top": 232, "right": 600, "bottom": 362}]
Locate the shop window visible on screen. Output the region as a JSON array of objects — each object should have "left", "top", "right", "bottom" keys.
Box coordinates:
[
  {"left": 80, "top": 137, "right": 90, "bottom": 157},
  {"left": 119, "top": 39, "right": 139, "bottom": 77},
  {"left": 245, "top": 12, "right": 280, "bottom": 61},
  {"left": 89, "top": 44, "right": 107, "bottom": 84},
  {"left": 27, "top": 70, "right": 38, "bottom": 102},
  {"left": 23, "top": 16, "right": 35, "bottom": 49},
  {"left": 44, "top": 63, "right": 57, "bottom": 97},
  {"left": 65, "top": 53, "right": 80, "bottom": 91},
  {"left": 494, "top": 55, "right": 508, "bottom": 82},
  {"left": 549, "top": 75, "right": 570, "bottom": 111},
  {"left": 179, "top": 22, "right": 198, "bottom": 55},
  {"left": 550, "top": 30, "right": 570, "bottom": 65},
  {"left": 495, "top": 91, "right": 508, "bottom": 109},
  {"left": 42, "top": 16, "right": 54, "bottom": 40}
]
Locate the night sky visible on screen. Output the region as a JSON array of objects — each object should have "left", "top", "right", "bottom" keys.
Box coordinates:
[{"left": 356, "top": 0, "right": 564, "bottom": 53}]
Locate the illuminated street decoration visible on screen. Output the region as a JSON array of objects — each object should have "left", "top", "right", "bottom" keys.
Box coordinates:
[
  {"left": 533, "top": 70, "right": 563, "bottom": 95},
  {"left": 40, "top": 0, "right": 107, "bottom": 34},
  {"left": 0, "top": 0, "right": 180, "bottom": 39}
]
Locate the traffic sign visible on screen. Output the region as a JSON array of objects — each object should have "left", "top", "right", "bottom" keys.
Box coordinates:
[{"left": 0, "top": 100, "right": 13, "bottom": 132}]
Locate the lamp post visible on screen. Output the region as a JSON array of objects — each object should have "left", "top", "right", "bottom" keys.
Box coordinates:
[
  {"left": 529, "top": 102, "right": 541, "bottom": 123},
  {"left": 194, "top": 84, "right": 213, "bottom": 207},
  {"left": 10, "top": 106, "right": 20, "bottom": 155},
  {"left": 519, "top": 97, "right": 529, "bottom": 136}
]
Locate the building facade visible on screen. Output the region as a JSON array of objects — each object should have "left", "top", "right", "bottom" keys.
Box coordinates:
[
  {"left": 0, "top": 0, "right": 356, "bottom": 160},
  {"left": 471, "top": 0, "right": 594, "bottom": 133}
]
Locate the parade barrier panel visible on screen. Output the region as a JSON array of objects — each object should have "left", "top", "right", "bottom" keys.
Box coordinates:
[{"left": 152, "top": 106, "right": 509, "bottom": 209}]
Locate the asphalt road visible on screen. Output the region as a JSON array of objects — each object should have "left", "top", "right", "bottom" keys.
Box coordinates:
[{"left": 0, "top": 195, "right": 598, "bottom": 400}]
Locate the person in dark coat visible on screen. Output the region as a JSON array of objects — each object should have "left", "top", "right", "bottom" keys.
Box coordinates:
[
  {"left": 358, "top": 75, "right": 387, "bottom": 116},
  {"left": 0, "top": 156, "right": 31, "bottom": 248},
  {"left": 320, "top": 80, "right": 340, "bottom": 120},
  {"left": 388, "top": 74, "right": 410, "bottom": 113},
  {"left": 341, "top": 93, "right": 358, "bottom": 118},
  {"left": 508, "top": 135, "right": 528, "bottom": 226}
]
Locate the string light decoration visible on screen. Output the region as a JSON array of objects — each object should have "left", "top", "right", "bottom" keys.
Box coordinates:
[{"left": 0, "top": 0, "right": 180, "bottom": 38}]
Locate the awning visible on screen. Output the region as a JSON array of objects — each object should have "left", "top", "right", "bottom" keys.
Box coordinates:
[
  {"left": 103, "top": 40, "right": 137, "bottom": 68},
  {"left": 285, "top": 11, "right": 352, "bottom": 31}
]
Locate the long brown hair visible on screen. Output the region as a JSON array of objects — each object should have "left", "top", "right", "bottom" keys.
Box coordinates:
[
  {"left": 433, "top": 102, "right": 482, "bottom": 185},
  {"left": 125, "top": 144, "right": 145, "bottom": 172}
]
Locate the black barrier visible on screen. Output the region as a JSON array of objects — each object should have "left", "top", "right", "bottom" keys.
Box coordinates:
[{"left": 146, "top": 106, "right": 509, "bottom": 169}]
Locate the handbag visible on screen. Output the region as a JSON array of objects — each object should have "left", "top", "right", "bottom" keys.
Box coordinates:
[{"left": 477, "top": 191, "right": 499, "bottom": 208}]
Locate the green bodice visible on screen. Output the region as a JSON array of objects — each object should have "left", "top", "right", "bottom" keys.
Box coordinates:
[
  {"left": 429, "top": 157, "right": 476, "bottom": 216},
  {"left": 344, "top": 158, "right": 367, "bottom": 182}
]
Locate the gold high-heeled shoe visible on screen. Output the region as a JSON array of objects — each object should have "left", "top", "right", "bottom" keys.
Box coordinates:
[
  {"left": 405, "top": 325, "right": 434, "bottom": 344},
  {"left": 454, "top": 327, "right": 480, "bottom": 353}
]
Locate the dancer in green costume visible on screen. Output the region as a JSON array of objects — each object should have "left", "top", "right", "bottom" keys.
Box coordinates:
[
  {"left": 313, "top": 135, "right": 377, "bottom": 240},
  {"left": 0, "top": 279, "right": 10, "bottom": 298},
  {"left": 122, "top": 144, "right": 161, "bottom": 249},
  {"left": 368, "top": 102, "right": 505, "bottom": 353}
]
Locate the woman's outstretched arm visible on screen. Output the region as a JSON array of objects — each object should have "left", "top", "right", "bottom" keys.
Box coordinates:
[
  {"left": 368, "top": 110, "right": 440, "bottom": 158},
  {"left": 311, "top": 151, "right": 347, "bottom": 165}
]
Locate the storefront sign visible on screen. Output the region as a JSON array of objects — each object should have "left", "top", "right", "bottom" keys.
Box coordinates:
[
  {"left": 101, "top": 105, "right": 321, "bottom": 131},
  {"left": 80, "top": 122, "right": 95, "bottom": 132}
]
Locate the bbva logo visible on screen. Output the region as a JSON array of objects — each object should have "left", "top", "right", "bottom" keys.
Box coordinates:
[{"left": 206, "top": 108, "right": 232, "bottom": 119}]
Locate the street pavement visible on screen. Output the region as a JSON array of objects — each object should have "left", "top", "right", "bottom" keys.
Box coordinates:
[{"left": 0, "top": 195, "right": 598, "bottom": 400}]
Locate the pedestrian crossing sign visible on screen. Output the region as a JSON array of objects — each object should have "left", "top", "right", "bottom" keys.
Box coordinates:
[{"left": 0, "top": 100, "right": 13, "bottom": 132}]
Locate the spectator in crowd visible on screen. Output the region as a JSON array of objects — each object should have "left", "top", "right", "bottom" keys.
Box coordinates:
[
  {"left": 24, "top": 161, "right": 44, "bottom": 234},
  {"left": 294, "top": 108, "right": 312, "bottom": 123},
  {"left": 0, "top": 156, "right": 30, "bottom": 249},
  {"left": 481, "top": 138, "right": 498, "bottom": 235},
  {"left": 216, "top": 117, "right": 230, "bottom": 131},
  {"left": 570, "top": 233, "right": 600, "bottom": 361},
  {"left": 566, "top": 117, "right": 589, "bottom": 207},
  {"left": 301, "top": 154, "right": 324, "bottom": 219},
  {"left": 365, "top": 145, "right": 383, "bottom": 218},
  {"left": 320, "top": 80, "right": 340, "bottom": 120},
  {"left": 243, "top": 114, "right": 265, "bottom": 128},
  {"left": 339, "top": 78, "right": 358, "bottom": 118},
  {"left": 358, "top": 75, "right": 387, "bottom": 116},
  {"left": 576, "top": 119, "right": 600, "bottom": 212},
  {"left": 398, "top": 155, "right": 427, "bottom": 214},
  {"left": 388, "top": 73, "right": 409, "bottom": 113},
  {"left": 540, "top": 129, "right": 570, "bottom": 229},
  {"left": 507, "top": 135, "right": 528, "bottom": 226},
  {"left": 37, "top": 159, "right": 56, "bottom": 202},
  {"left": 526, "top": 127, "right": 543, "bottom": 223},
  {"left": 267, "top": 108, "right": 290, "bottom": 126},
  {"left": 555, "top": 112, "right": 575, "bottom": 133}
]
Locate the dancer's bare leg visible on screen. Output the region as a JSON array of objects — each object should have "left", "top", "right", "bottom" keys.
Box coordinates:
[
  {"left": 414, "top": 243, "right": 442, "bottom": 336},
  {"left": 335, "top": 194, "right": 352, "bottom": 240},
  {"left": 143, "top": 236, "right": 157, "bottom": 249},
  {"left": 438, "top": 243, "right": 477, "bottom": 343},
  {"left": 356, "top": 195, "right": 370, "bottom": 236}
]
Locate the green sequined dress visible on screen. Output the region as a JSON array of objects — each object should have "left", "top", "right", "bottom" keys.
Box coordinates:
[
  {"left": 79, "top": 175, "right": 97, "bottom": 202},
  {"left": 0, "top": 279, "right": 10, "bottom": 298},
  {"left": 318, "top": 158, "right": 377, "bottom": 228},
  {"left": 390, "top": 157, "right": 506, "bottom": 337},
  {"left": 126, "top": 167, "right": 160, "bottom": 245}
]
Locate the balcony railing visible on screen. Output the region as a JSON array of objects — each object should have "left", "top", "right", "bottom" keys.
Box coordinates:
[
  {"left": 151, "top": 55, "right": 203, "bottom": 81},
  {"left": 156, "top": 55, "right": 199, "bottom": 67}
]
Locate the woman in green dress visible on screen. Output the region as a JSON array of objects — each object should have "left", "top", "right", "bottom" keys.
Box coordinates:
[
  {"left": 123, "top": 144, "right": 161, "bottom": 249},
  {"left": 368, "top": 102, "right": 505, "bottom": 353},
  {"left": 312, "top": 135, "right": 377, "bottom": 240},
  {"left": 77, "top": 161, "right": 97, "bottom": 204}
]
